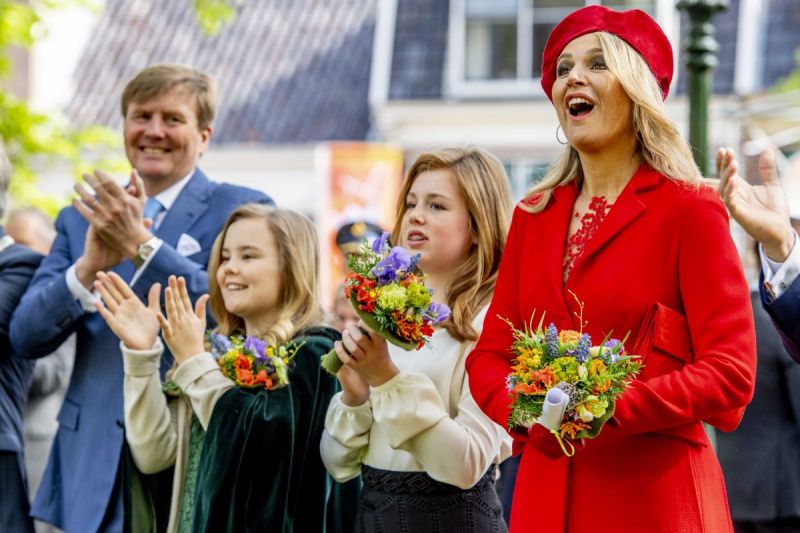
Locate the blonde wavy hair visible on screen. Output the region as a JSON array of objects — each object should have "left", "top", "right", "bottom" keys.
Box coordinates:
[
  {"left": 207, "top": 204, "right": 324, "bottom": 345},
  {"left": 522, "top": 31, "right": 704, "bottom": 213},
  {"left": 391, "top": 147, "right": 513, "bottom": 342}
]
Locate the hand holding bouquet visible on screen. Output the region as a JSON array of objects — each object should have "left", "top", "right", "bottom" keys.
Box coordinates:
[
  {"left": 504, "top": 313, "right": 642, "bottom": 455},
  {"left": 321, "top": 232, "right": 450, "bottom": 375}
]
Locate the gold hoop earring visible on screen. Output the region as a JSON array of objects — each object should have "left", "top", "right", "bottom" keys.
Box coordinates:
[{"left": 556, "top": 125, "right": 568, "bottom": 145}]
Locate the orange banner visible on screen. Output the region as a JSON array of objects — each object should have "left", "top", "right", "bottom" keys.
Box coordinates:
[{"left": 317, "top": 142, "right": 405, "bottom": 310}]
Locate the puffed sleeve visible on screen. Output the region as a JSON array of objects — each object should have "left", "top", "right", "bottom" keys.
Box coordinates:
[
  {"left": 611, "top": 190, "right": 757, "bottom": 435},
  {"left": 466, "top": 207, "right": 525, "bottom": 430},
  {"left": 321, "top": 394, "right": 373, "bottom": 482},
  {"left": 171, "top": 352, "right": 234, "bottom": 429},
  {"left": 122, "top": 339, "right": 178, "bottom": 474},
  {"left": 370, "top": 369, "right": 510, "bottom": 489}
]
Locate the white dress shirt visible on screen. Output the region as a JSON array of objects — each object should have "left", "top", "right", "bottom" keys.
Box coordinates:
[{"left": 760, "top": 229, "right": 800, "bottom": 302}]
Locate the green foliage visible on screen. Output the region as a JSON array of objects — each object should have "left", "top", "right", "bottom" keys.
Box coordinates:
[
  {"left": 0, "top": 0, "right": 241, "bottom": 217},
  {"left": 194, "top": 0, "right": 241, "bottom": 36},
  {"left": 0, "top": 0, "right": 121, "bottom": 217},
  {"left": 774, "top": 48, "right": 800, "bottom": 93}
]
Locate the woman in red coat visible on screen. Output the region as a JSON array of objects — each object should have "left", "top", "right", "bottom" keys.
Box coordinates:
[{"left": 466, "top": 5, "right": 756, "bottom": 533}]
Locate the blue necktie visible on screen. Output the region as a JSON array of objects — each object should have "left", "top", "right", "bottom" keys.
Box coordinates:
[{"left": 143, "top": 197, "right": 165, "bottom": 229}]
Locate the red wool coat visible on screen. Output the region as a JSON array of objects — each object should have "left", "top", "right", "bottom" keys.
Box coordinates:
[{"left": 467, "top": 166, "right": 756, "bottom": 533}]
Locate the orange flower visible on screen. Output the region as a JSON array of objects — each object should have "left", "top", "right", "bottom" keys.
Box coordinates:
[
  {"left": 255, "top": 369, "right": 273, "bottom": 390},
  {"left": 400, "top": 273, "right": 420, "bottom": 287},
  {"left": 560, "top": 420, "right": 591, "bottom": 440},
  {"left": 593, "top": 378, "right": 612, "bottom": 393},
  {"left": 234, "top": 353, "right": 251, "bottom": 370},
  {"left": 393, "top": 312, "right": 421, "bottom": 341},
  {"left": 237, "top": 367, "right": 255, "bottom": 386}
]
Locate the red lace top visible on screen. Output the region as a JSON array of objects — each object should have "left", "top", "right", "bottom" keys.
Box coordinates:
[{"left": 563, "top": 196, "right": 612, "bottom": 280}]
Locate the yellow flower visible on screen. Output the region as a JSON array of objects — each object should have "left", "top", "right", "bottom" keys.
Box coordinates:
[
  {"left": 558, "top": 330, "right": 581, "bottom": 345},
  {"left": 588, "top": 359, "right": 606, "bottom": 377}
]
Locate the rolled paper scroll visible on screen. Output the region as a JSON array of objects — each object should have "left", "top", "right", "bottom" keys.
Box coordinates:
[{"left": 538, "top": 387, "right": 569, "bottom": 431}]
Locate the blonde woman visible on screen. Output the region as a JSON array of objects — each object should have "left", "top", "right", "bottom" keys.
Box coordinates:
[
  {"left": 95, "top": 205, "right": 341, "bottom": 532},
  {"left": 321, "top": 147, "right": 514, "bottom": 533},
  {"left": 466, "top": 6, "right": 756, "bottom": 533}
]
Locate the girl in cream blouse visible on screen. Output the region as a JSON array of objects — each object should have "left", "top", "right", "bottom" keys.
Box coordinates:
[{"left": 321, "top": 147, "right": 514, "bottom": 533}]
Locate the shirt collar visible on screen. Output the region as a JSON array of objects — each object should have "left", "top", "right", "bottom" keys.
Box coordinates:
[{"left": 150, "top": 169, "right": 195, "bottom": 210}]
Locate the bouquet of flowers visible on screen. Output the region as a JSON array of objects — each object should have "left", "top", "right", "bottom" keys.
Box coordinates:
[
  {"left": 504, "top": 310, "right": 641, "bottom": 454},
  {"left": 208, "top": 332, "right": 304, "bottom": 390},
  {"left": 321, "top": 232, "right": 451, "bottom": 374}
]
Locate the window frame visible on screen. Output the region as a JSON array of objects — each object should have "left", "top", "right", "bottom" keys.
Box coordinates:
[{"left": 447, "top": 0, "right": 677, "bottom": 99}]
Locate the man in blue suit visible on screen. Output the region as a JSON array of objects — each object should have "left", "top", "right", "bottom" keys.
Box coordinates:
[
  {"left": 0, "top": 146, "right": 44, "bottom": 533},
  {"left": 10, "top": 64, "right": 272, "bottom": 532},
  {"left": 718, "top": 147, "right": 800, "bottom": 362}
]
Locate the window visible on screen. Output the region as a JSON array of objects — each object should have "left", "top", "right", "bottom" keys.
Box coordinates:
[
  {"left": 505, "top": 160, "right": 551, "bottom": 201},
  {"left": 450, "top": 0, "right": 663, "bottom": 98}
]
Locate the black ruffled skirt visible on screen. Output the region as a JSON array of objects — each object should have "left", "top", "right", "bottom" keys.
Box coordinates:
[{"left": 355, "top": 465, "right": 508, "bottom": 533}]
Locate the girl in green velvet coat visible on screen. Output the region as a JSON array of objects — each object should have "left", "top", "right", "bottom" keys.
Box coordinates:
[{"left": 95, "top": 205, "right": 341, "bottom": 533}]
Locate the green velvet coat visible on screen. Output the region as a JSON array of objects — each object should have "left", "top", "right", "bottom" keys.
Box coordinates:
[{"left": 190, "top": 327, "right": 348, "bottom": 532}]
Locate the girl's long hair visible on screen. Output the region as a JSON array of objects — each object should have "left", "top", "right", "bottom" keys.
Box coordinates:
[
  {"left": 391, "top": 147, "right": 513, "bottom": 342},
  {"left": 207, "top": 204, "right": 323, "bottom": 345}
]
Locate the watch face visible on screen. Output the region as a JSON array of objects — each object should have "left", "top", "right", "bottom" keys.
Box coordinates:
[{"left": 135, "top": 243, "right": 155, "bottom": 267}]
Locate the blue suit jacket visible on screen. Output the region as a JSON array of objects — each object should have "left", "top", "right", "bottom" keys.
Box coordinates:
[
  {"left": 9, "top": 170, "right": 271, "bottom": 532},
  {"left": 760, "top": 272, "right": 800, "bottom": 365}
]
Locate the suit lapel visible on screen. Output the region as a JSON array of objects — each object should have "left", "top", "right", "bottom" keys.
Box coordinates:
[
  {"left": 156, "top": 169, "right": 213, "bottom": 247},
  {"left": 571, "top": 165, "right": 659, "bottom": 274}
]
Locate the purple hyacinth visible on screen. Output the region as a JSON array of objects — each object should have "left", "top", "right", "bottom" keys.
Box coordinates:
[
  {"left": 575, "top": 333, "right": 591, "bottom": 363},
  {"left": 208, "top": 332, "right": 233, "bottom": 359},
  {"left": 371, "top": 231, "right": 391, "bottom": 254},
  {"left": 371, "top": 246, "right": 414, "bottom": 284},
  {"left": 603, "top": 339, "right": 625, "bottom": 362},
  {"left": 425, "top": 302, "right": 451, "bottom": 325},
  {"left": 545, "top": 323, "right": 559, "bottom": 359},
  {"left": 244, "top": 336, "right": 267, "bottom": 360}
]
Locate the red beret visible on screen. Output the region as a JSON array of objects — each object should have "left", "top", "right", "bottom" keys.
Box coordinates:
[{"left": 540, "top": 5, "right": 673, "bottom": 102}]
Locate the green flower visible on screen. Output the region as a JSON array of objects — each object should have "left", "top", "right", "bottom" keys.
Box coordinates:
[
  {"left": 576, "top": 395, "right": 609, "bottom": 422},
  {"left": 551, "top": 356, "right": 579, "bottom": 382},
  {"left": 406, "top": 282, "right": 431, "bottom": 308},
  {"left": 377, "top": 283, "right": 408, "bottom": 311}
]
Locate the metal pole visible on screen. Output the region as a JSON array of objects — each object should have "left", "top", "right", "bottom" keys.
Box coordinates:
[{"left": 676, "top": 0, "right": 728, "bottom": 177}]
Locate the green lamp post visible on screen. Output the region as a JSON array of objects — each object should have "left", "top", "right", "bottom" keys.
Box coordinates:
[{"left": 676, "top": 0, "right": 728, "bottom": 177}]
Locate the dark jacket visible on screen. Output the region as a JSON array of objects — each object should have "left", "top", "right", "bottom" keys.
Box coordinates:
[
  {"left": 717, "top": 291, "right": 800, "bottom": 521},
  {"left": 0, "top": 229, "right": 43, "bottom": 453}
]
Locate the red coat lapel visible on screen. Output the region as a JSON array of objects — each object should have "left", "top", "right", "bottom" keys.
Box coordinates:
[
  {"left": 570, "top": 165, "right": 661, "bottom": 277},
  {"left": 540, "top": 183, "right": 578, "bottom": 322}
]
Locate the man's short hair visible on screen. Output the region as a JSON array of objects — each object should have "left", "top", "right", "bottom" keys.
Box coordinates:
[
  {"left": 120, "top": 64, "right": 217, "bottom": 131},
  {"left": 0, "top": 144, "right": 10, "bottom": 220}
]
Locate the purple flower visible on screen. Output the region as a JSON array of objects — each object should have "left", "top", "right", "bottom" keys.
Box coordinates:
[
  {"left": 245, "top": 336, "right": 267, "bottom": 360},
  {"left": 575, "top": 333, "right": 591, "bottom": 363},
  {"left": 371, "top": 246, "right": 414, "bottom": 284},
  {"left": 208, "top": 332, "right": 232, "bottom": 359},
  {"left": 545, "top": 323, "right": 559, "bottom": 359},
  {"left": 603, "top": 339, "right": 625, "bottom": 362},
  {"left": 426, "top": 302, "right": 451, "bottom": 325},
  {"left": 371, "top": 231, "right": 391, "bottom": 254},
  {"left": 604, "top": 339, "right": 625, "bottom": 354}
]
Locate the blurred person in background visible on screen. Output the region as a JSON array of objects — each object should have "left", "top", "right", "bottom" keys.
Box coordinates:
[
  {"left": 716, "top": 220, "right": 800, "bottom": 533},
  {"left": 0, "top": 148, "right": 44, "bottom": 533},
  {"left": 7, "top": 207, "right": 75, "bottom": 533},
  {"left": 718, "top": 148, "right": 800, "bottom": 362}
]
